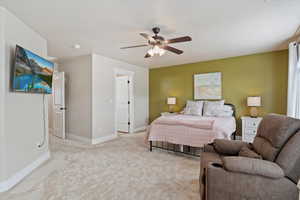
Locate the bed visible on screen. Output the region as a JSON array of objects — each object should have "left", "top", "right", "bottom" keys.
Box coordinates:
[{"left": 147, "top": 103, "right": 237, "bottom": 156}]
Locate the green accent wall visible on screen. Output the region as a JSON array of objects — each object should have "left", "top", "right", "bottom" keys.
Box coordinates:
[{"left": 149, "top": 50, "right": 288, "bottom": 133}]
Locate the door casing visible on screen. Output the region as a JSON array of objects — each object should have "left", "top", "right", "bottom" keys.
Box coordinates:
[
  {"left": 52, "top": 72, "right": 66, "bottom": 139},
  {"left": 114, "top": 68, "right": 134, "bottom": 134}
]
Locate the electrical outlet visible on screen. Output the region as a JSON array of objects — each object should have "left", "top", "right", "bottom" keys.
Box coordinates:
[{"left": 36, "top": 142, "right": 42, "bottom": 148}]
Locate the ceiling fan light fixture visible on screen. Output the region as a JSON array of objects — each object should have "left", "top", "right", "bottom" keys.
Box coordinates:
[
  {"left": 147, "top": 45, "right": 165, "bottom": 57},
  {"left": 121, "top": 27, "right": 191, "bottom": 58},
  {"left": 147, "top": 48, "right": 154, "bottom": 56}
]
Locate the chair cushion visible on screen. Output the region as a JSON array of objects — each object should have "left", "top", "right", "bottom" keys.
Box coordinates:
[
  {"left": 253, "top": 114, "right": 300, "bottom": 161},
  {"left": 213, "top": 139, "right": 248, "bottom": 155},
  {"left": 203, "top": 143, "right": 216, "bottom": 153},
  {"left": 238, "top": 146, "right": 262, "bottom": 159},
  {"left": 222, "top": 156, "right": 284, "bottom": 179}
]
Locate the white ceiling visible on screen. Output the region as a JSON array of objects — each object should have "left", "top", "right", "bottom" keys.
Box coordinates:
[{"left": 0, "top": 0, "right": 300, "bottom": 68}]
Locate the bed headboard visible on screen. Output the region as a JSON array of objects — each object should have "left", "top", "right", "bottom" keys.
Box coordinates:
[{"left": 225, "top": 103, "right": 236, "bottom": 118}]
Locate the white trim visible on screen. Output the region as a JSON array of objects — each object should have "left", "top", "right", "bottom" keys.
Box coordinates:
[
  {"left": 134, "top": 126, "right": 147, "bottom": 133},
  {"left": 0, "top": 151, "right": 50, "bottom": 193},
  {"left": 67, "top": 133, "right": 91, "bottom": 144},
  {"left": 114, "top": 68, "right": 135, "bottom": 134},
  {"left": 92, "top": 134, "right": 118, "bottom": 145},
  {"left": 67, "top": 133, "right": 118, "bottom": 145}
]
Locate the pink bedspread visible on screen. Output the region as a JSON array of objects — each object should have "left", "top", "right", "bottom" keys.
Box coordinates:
[{"left": 147, "top": 114, "right": 236, "bottom": 147}]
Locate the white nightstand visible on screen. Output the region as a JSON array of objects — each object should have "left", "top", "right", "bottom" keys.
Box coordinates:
[
  {"left": 161, "top": 112, "right": 177, "bottom": 117},
  {"left": 241, "top": 116, "right": 262, "bottom": 143}
]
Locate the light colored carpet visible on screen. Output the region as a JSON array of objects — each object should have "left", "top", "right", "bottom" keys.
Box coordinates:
[{"left": 0, "top": 132, "right": 200, "bottom": 200}]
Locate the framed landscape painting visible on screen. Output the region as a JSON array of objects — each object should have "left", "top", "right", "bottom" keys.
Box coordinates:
[{"left": 194, "top": 72, "right": 222, "bottom": 99}]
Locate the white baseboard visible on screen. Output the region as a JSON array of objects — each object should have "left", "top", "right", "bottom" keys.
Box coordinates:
[
  {"left": 0, "top": 151, "right": 50, "bottom": 193},
  {"left": 92, "top": 134, "right": 118, "bottom": 145},
  {"left": 67, "top": 133, "right": 91, "bottom": 144},
  {"left": 134, "top": 126, "right": 147, "bottom": 133}
]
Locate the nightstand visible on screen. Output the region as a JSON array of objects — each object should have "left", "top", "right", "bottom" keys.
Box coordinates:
[
  {"left": 161, "top": 112, "right": 177, "bottom": 116},
  {"left": 241, "top": 116, "right": 262, "bottom": 143}
]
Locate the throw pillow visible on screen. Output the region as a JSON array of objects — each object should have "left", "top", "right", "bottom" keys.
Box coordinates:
[
  {"left": 203, "top": 100, "right": 225, "bottom": 117},
  {"left": 216, "top": 105, "right": 234, "bottom": 117},
  {"left": 184, "top": 100, "right": 204, "bottom": 116}
]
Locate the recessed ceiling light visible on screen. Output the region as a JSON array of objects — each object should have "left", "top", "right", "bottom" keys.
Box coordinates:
[{"left": 72, "top": 44, "right": 81, "bottom": 49}]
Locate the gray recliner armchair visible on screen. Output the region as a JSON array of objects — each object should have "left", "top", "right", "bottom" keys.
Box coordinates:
[{"left": 200, "top": 114, "right": 300, "bottom": 200}]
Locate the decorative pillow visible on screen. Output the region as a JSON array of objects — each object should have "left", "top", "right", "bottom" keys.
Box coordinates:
[
  {"left": 238, "top": 146, "right": 262, "bottom": 159},
  {"left": 183, "top": 100, "right": 204, "bottom": 116},
  {"left": 203, "top": 100, "right": 225, "bottom": 117},
  {"left": 215, "top": 105, "right": 234, "bottom": 117}
]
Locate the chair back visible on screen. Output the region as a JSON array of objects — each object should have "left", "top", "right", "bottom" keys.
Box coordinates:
[
  {"left": 252, "top": 114, "right": 300, "bottom": 162},
  {"left": 275, "top": 131, "right": 300, "bottom": 183}
]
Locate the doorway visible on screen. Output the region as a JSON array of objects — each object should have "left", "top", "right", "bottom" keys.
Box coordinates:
[{"left": 114, "top": 68, "right": 134, "bottom": 134}]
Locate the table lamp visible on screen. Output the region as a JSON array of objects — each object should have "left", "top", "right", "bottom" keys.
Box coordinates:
[
  {"left": 167, "top": 97, "right": 176, "bottom": 113},
  {"left": 247, "top": 96, "right": 261, "bottom": 117}
]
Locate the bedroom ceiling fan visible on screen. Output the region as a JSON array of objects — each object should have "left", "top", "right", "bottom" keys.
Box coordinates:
[{"left": 120, "top": 27, "right": 192, "bottom": 58}]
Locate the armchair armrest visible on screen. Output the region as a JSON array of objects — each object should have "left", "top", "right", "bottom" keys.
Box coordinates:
[
  {"left": 222, "top": 156, "right": 284, "bottom": 179},
  {"left": 213, "top": 139, "right": 248, "bottom": 155}
]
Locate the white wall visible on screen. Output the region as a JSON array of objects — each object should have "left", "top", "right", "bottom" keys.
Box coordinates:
[
  {"left": 58, "top": 54, "right": 148, "bottom": 143},
  {"left": 92, "top": 54, "right": 149, "bottom": 139},
  {"left": 59, "top": 55, "right": 92, "bottom": 140},
  {"left": 0, "top": 7, "right": 50, "bottom": 190},
  {"left": 0, "top": 7, "right": 6, "bottom": 183}
]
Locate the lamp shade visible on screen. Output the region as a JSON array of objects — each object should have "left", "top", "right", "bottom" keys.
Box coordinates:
[
  {"left": 167, "top": 97, "right": 176, "bottom": 105},
  {"left": 247, "top": 96, "right": 261, "bottom": 107}
]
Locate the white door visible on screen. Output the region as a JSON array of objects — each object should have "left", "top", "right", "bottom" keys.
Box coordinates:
[
  {"left": 52, "top": 72, "right": 66, "bottom": 139},
  {"left": 116, "top": 76, "right": 130, "bottom": 132}
]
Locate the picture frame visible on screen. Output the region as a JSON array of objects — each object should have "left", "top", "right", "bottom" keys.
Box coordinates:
[{"left": 194, "top": 72, "right": 222, "bottom": 99}]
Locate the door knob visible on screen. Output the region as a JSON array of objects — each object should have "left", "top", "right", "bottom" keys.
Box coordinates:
[{"left": 60, "top": 107, "right": 67, "bottom": 110}]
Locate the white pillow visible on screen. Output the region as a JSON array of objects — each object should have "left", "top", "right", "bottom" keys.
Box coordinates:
[
  {"left": 216, "top": 105, "right": 234, "bottom": 117},
  {"left": 203, "top": 100, "right": 225, "bottom": 117},
  {"left": 184, "top": 100, "right": 204, "bottom": 116}
]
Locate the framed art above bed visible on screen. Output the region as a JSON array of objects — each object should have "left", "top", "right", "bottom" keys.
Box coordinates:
[{"left": 194, "top": 72, "right": 222, "bottom": 100}]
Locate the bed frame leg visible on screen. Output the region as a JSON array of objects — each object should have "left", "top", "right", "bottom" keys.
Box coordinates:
[
  {"left": 234, "top": 131, "right": 236, "bottom": 140},
  {"left": 149, "top": 141, "right": 152, "bottom": 152}
]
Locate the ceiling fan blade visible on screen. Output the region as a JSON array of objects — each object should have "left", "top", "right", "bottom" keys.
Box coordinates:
[
  {"left": 166, "top": 36, "right": 192, "bottom": 44},
  {"left": 161, "top": 45, "right": 183, "bottom": 54},
  {"left": 140, "top": 33, "right": 156, "bottom": 43},
  {"left": 144, "top": 53, "right": 152, "bottom": 58},
  {"left": 120, "top": 44, "right": 148, "bottom": 49}
]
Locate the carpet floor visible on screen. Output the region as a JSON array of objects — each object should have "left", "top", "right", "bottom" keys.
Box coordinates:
[{"left": 0, "top": 132, "right": 200, "bottom": 200}]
